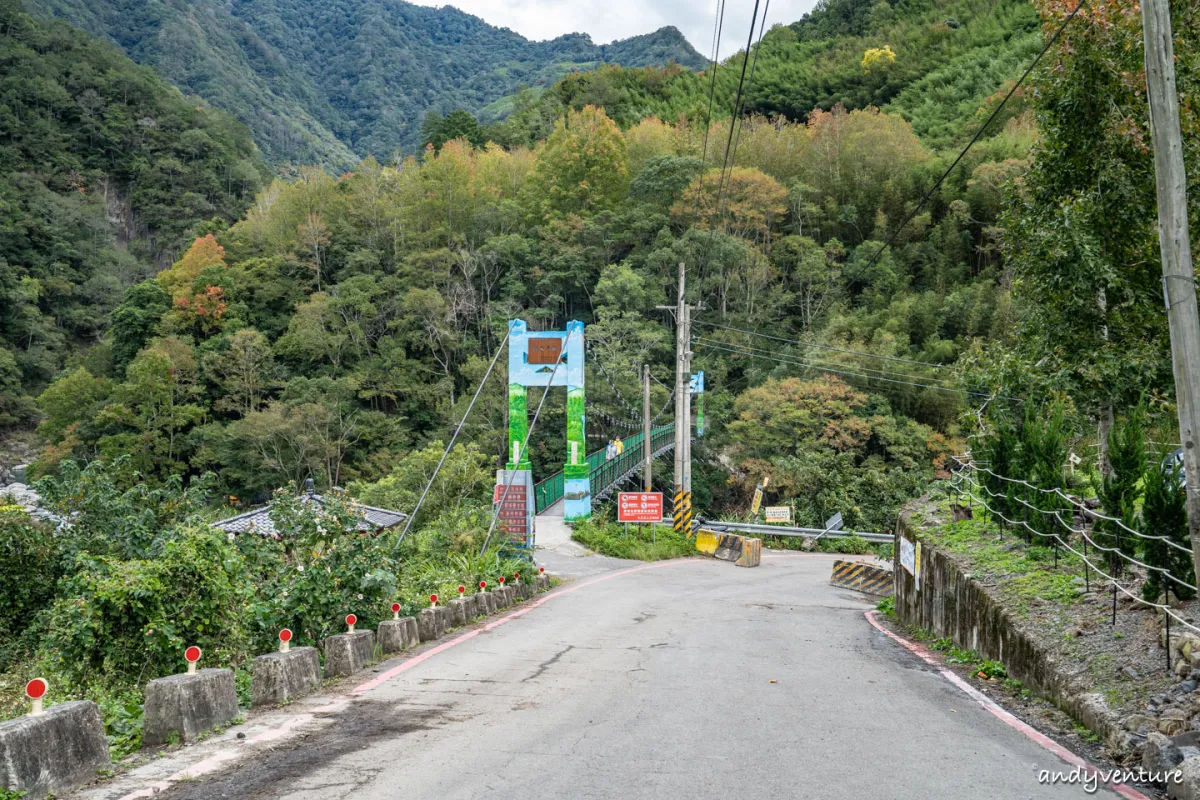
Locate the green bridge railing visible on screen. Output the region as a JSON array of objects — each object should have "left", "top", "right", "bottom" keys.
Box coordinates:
[{"left": 534, "top": 425, "right": 675, "bottom": 513}]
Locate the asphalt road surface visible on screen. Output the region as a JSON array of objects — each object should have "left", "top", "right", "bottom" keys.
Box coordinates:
[{"left": 146, "top": 551, "right": 1123, "bottom": 800}]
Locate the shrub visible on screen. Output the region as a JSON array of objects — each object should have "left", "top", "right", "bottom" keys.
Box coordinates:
[
  {"left": 0, "top": 507, "right": 60, "bottom": 669},
  {"left": 1141, "top": 453, "right": 1194, "bottom": 601},
  {"left": 40, "top": 525, "right": 250, "bottom": 690}
]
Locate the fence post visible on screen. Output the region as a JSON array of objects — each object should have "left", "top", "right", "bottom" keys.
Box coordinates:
[
  {"left": 1112, "top": 582, "right": 1117, "bottom": 626},
  {"left": 1166, "top": 589, "right": 1173, "bottom": 674}
]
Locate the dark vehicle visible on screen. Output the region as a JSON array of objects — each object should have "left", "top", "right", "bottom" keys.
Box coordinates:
[{"left": 1164, "top": 447, "right": 1187, "bottom": 489}]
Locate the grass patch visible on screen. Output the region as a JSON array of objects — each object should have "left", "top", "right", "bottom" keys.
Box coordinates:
[
  {"left": 920, "top": 514, "right": 1086, "bottom": 616},
  {"left": 571, "top": 518, "right": 694, "bottom": 561}
]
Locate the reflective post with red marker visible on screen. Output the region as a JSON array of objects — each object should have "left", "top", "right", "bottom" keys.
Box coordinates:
[
  {"left": 25, "top": 677, "right": 47, "bottom": 716},
  {"left": 279, "top": 629, "right": 293, "bottom": 653},
  {"left": 346, "top": 613, "right": 357, "bottom": 633},
  {"left": 184, "top": 646, "right": 202, "bottom": 675}
]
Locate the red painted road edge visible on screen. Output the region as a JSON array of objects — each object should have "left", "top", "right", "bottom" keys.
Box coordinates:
[{"left": 864, "top": 610, "right": 1150, "bottom": 800}]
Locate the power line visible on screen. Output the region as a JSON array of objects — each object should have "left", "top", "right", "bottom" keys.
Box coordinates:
[
  {"left": 700, "top": 0, "right": 727, "bottom": 158},
  {"left": 695, "top": 320, "right": 954, "bottom": 369},
  {"left": 695, "top": 0, "right": 768, "bottom": 291},
  {"left": 396, "top": 328, "right": 510, "bottom": 547},
  {"left": 694, "top": 338, "right": 1016, "bottom": 401},
  {"left": 844, "top": 0, "right": 1090, "bottom": 287},
  {"left": 695, "top": 335, "right": 959, "bottom": 388}
]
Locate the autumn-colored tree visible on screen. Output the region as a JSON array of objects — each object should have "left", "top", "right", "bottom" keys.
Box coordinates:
[
  {"left": 525, "top": 105, "right": 628, "bottom": 219},
  {"left": 624, "top": 116, "right": 678, "bottom": 176},
  {"left": 672, "top": 166, "right": 788, "bottom": 248},
  {"left": 861, "top": 46, "right": 896, "bottom": 72},
  {"left": 158, "top": 234, "right": 226, "bottom": 300}
]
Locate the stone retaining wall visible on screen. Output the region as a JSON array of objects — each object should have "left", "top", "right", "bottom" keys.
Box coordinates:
[{"left": 894, "top": 512, "right": 1130, "bottom": 754}]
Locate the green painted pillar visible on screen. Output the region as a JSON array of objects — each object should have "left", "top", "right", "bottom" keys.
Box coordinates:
[{"left": 507, "top": 382, "right": 531, "bottom": 469}]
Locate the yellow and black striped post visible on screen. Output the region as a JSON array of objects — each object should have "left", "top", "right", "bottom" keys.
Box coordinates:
[
  {"left": 829, "top": 560, "right": 894, "bottom": 597},
  {"left": 673, "top": 490, "right": 694, "bottom": 537}
]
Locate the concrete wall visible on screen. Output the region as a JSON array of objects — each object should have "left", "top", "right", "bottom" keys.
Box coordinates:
[{"left": 894, "top": 512, "right": 1128, "bottom": 752}]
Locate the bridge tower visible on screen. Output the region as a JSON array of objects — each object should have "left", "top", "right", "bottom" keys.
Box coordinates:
[{"left": 506, "top": 320, "right": 590, "bottom": 521}]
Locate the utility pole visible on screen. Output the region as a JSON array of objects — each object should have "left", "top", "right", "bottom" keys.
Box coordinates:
[
  {"left": 1141, "top": 0, "right": 1200, "bottom": 583},
  {"left": 672, "top": 261, "right": 686, "bottom": 496},
  {"left": 660, "top": 261, "right": 695, "bottom": 534},
  {"left": 681, "top": 300, "right": 692, "bottom": 496},
  {"left": 643, "top": 363, "right": 652, "bottom": 491}
]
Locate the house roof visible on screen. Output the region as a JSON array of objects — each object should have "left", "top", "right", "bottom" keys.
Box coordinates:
[{"left": 211, "top": 493, "right": 406, "bottom": 537}]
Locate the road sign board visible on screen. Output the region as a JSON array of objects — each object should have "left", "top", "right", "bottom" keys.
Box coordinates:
[
  {"left": 764, "top": 506, "right": 792, "bottom": 523},
  {"left": 617, "top": 492, "right": 663, "bottom": 522},
  {"left": 750, "top": 487, "right": 763, "bottom": 515},
  {"left": 824, "top": 512, "right": 844, "bottom": 532}
]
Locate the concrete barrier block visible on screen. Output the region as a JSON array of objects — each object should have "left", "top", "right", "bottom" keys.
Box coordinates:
[
  {"left": 418, "top": 608, "right": 441, "bottom": 642},
  {"left": 324, "top": 630, "right": 375, "bottom": 678},
  {"left": 830, "top": 560, "right": 894, "bottom": 596},
  {"left": 252, "top": 647, "right": 321, "bottom": 708},
  {"left": 378, "top": 618, "right": 418, "bottom": 654},
  {"left": 537, "top": 574, "right": 551, "bottom": 592},
  {"left": 0, "top": 700, "right": 110, "bottom": 798},
  {"left": 493, "top": 588, "right": 510, "bottom": 609},
  {"left": 435, "top": 605, "right": 452, "bottom": 634},
  {"left": 477, "top": 592, "right": 495, "bottom": 615},
  {"left": 143, "top": 669, "right": 238, "bottom": 746},
  {"left": 449, "top": 598, "right": 470, "bottom": 627}
]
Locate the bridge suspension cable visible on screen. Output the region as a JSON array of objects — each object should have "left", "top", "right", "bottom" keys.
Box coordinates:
[{"left": 395, "top": 327, "right": 510, "bottom": 547}]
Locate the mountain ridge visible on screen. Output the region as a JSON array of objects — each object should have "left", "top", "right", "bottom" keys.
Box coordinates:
[{"left": 22, "top": 0, "right": 707, "bottom": 168}]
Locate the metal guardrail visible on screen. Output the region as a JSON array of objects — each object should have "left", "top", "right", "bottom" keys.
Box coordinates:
[
  {"left": 698, "top": 519, "right": 894, "bottom": 543},
  {"left": 534, "top": 425, "right": 675, "bottom": 513}
]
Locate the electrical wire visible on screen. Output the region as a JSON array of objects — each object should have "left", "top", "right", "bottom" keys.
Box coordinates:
[
  {"left": 694, "top": 338, "right": 1003, "bottom": 399},
  {"left": 695, "top": 320, "right": 954, "bottom": 370},
  {"left": 843, "top": 0, "right": 1090, "bottom": 287},
  {"left": 695, "top": 335, "right": 960, "bottom": 388}
]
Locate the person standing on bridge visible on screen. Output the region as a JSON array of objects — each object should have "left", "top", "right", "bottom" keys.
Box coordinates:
[
  {"left": 616, "top": 438, "right": 625, "bottom": 456},
  {"left": 606, "top": 440, "right": 616, "bottom": 461}
]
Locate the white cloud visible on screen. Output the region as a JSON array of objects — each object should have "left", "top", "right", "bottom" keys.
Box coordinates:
[{"left": 405, "top": 0, "right": 820, "bottom": 54}]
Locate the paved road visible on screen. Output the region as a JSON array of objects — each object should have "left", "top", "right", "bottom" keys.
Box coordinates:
[
  {"left": 146, "top": 553, "right": 1121, "bottom": 800},
  {"left": 532, "top": 499, "right": 640, "bottom": 578}
]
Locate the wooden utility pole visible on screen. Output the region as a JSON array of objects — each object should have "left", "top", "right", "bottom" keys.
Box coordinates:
[
  {"left": 1141, "top": 0, "right": 1200, "bottom": 582},
  {"left": 643, "top": 363, "right": 652, "bottom": 491}
]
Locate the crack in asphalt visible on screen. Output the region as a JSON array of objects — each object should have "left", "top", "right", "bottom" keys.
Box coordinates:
[{"left": 522, "top": 644, "right": 574, "bottom": 683}]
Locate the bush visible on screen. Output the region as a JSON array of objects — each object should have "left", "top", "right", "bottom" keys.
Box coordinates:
[
  {"left": 0, "top": 507, "right": 60, "bottom": 669},
  {"left": 1142, "top": 453, "right": 1194, "bottom": 601},
  {"left": 817, "top": 534, "right": 874, "bottom": 554},
  {"left": 571, "top": 517, "right": 694, "bottom": 561},
  {"left": 40, "top": 525, "right": 250, "bottom": 691}
]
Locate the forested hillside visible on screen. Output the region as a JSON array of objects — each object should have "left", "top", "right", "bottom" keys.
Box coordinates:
[
  {"left": 23, "top": 0, "right": 707, "bottom": 168},
  {"left": 490, "top": 0, "right": 1042, "bottom": 151},
  {"left": 0, "top": 0, "right": 264, "bottom": 429}
]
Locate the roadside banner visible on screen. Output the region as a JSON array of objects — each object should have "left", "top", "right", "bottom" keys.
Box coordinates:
[{"left": 617, "top": 492, "right": 663, "bottom": 523}]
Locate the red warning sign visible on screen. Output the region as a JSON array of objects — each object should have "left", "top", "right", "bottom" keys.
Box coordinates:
[{"left": 617, "top": 492, "right": 663, "bottom": 523}]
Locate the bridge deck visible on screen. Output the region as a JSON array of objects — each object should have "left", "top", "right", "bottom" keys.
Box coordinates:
[{"left": 534, "top": 425, "right": 675, "bottom": 513}]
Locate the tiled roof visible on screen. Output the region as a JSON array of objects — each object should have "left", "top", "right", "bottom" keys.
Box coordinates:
[{"left": 211, "top": 494, "right": 406, "bottom": 536}]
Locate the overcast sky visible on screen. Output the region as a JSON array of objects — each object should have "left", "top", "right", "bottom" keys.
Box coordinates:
[{"left": 408, "top": 0, "right": 819, "bottom": 54}]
